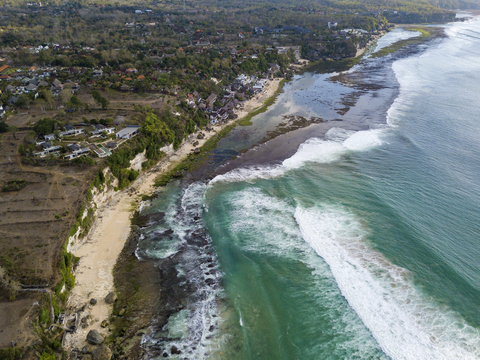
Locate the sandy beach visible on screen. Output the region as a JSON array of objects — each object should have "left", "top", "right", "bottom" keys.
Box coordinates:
[{"left": 63, "top": 76, "right": 285, "bottom": 350}]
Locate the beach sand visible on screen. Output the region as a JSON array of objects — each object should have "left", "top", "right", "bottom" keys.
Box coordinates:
[{"left": 63, "top": 76, "right": 285, "bottom": 350}]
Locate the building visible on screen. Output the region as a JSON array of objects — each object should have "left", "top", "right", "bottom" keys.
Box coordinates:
[
  {"left": 116, "top": 125, "right": 140, "bottom": 139},
  {"left": 206, "top": 93, "right": 217, "bottom": 105},
  {"left": 93, "top": 144, "right": 112, "bottom": 158},
  {"left": 43, "top": 133, "right": 56, "bottom": 141},
  {"left": 34, "top": 142, "right": 61, "bottom": 157},
  {"left": 59, "top": 125, "right": 84, "bottom": 137}
]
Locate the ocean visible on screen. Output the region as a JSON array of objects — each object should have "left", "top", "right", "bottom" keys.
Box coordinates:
[{"left": 137, "top": 18, "right": 480, "bottom": 359}]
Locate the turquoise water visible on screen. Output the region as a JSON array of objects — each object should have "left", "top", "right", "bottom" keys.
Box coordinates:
[{"left": 140, "top": 18, "right": 480, "bottom": 359}]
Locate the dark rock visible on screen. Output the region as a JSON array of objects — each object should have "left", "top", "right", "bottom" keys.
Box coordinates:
[
  {"left": 209, "top": 325, "right": 215, "bottom": 332},
  {"left": 90, "top": 298, "right": 97, "bottom": 305},
  {"left": 101, "top": 320, "right": 108, "bottom": 328},
  {"left": 132, "top": 212, "right": 165, "bottom": 227},
  {"left": 194, "top": 148, "right": 201, "bottom": 154},
  {"left": 92, "top": 344, "right": 112, "bottom": 360},
  {"left": 174, "top": 171, "right": 184, "bottom": 178},
  {"left": 205, "top": 278, "right": 215, "bottom": 286},
  {"left": 197, "top": 133, "right": 205, "bottom": 139},
  {"left": 86, "top": 329, "right": 104, "bottom": 345},
  {"left": 104, "top": 292, "right": 117, "bottom": 304},
  {"left": 82, "top": 344, "right": 94, "bottom": 354},
  {"left": 163, "top": 353, "right": 168, "bottom": 357},
  {"left": 171, "top": 346, "right": 181, "bottom": 354}
]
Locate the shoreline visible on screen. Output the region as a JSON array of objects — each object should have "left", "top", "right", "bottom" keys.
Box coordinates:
[{"left": 63, "top": 76, "right": 286, "bottom": 351}]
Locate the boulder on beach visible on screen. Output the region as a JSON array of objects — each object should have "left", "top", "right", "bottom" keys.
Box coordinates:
[
  {"left": 86, "top": 329, "right": 104, "bottom": 345},
  {"left": 92, "top": 344, "right": 112, "bottom": 360},
  {"left": 104, "top": 292, "right": 117, "bottom": 304},
  {"left": 90, "top": 298, "right": 97, "bottom": 305},
  {"left": 82, "top": 344, "right": 94, "bottom": 354}
]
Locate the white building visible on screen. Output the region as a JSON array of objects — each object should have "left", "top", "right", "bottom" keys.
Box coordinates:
[{"left": 116, "top": 125, "right": 141, "bottom": 139}]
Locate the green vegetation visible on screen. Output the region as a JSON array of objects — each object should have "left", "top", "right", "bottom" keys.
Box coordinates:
[
  {"left": 154, "top": 121, "right": 239, "bottom": 187},
  {"left": 0, "top": 347, "right": 21, "bottom": 360},
  {"left": 2, "top": 179, "right": 27, "bottom": 192},
  {"left": 53, "top": 248, "right": 79, "bottom": 302},
  {"left": 32, "top": 118, "right": 57, "bottom": 136}
]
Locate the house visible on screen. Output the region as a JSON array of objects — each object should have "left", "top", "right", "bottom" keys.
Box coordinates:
[
  {"left": 90, "top": 124, "right": 105, "bottom": 135},
  {"left": 126, "top": 68, "right": 138, "bottom": 74},
  {"left": 93, "top": 144, "right": 112, "bottom": 158},
  {"left": 43, "top": 133, "right": 56, "bottom": 141},
  {"left": 59, "top": 125, "right": 84, "bottom": 137},
  {"left": 120, "top": 84, "right": 130, "bottom": 91},
  {"left": 34, "top": 141, "right": 61, "bottom": 157},
  {"left": 116, "top": 125, "right": 140, "bottom": 139},
  {"left": 64, "top": 82, "right": 80, "bottom": 91},
  {"left": 106, "top": 142, "right": 118, "bottom": 149},
  {"left": 64, "top": 143, "right": 90, "bottom": 159},
  {"left": 206, "top": 93, "right": 217, "bottom": 105},
  {"left": 68, "top": 143, "right": 81, "bottom": 153},
  {"left": 93, "top": 69, "right": 103, "bottom": 77},
  {"left": 328, "top": 22, "right": 338, "bottom": 29},
  {"left": 0, "top": 105, "right": 5, "bottom": 117},
  {"left": 26, "top": 83, "right": 38, "bottom": 92}
]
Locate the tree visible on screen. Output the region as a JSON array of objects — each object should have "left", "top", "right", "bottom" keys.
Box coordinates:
[
  {"left": 91, "top": 90, "right": 109, "bottom": 109},
  {"left": 67, "top": 95, "right": 84, "bottom": 110},
  {"left": 16, "top": 94, "right": 31, "bottom": 109},
  {"left": 0, "top": 121, "right": 8, "bottom": 133},
  {"left": 60, "top": 89, "right": 72, "bottom": 104},
  {"left": 39, "top": 89, "right": 54, "bottom": 109},
  {"left": 141, "top": 111, "right": 174, "bottom": 144},
  {"left": 33, "top": 118, "right": 57, "bottom": 136},
  {"left": 100, "top": 97, "right": 110, "bottom": 110}
]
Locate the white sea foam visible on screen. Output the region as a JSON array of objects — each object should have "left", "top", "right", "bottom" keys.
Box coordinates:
[
  {"left": 295, "top": 205, "right": 480, "bottom": 360},
  {"left": 225, "top": 188, "right": 389, "bottom": 357},
  {"left": 210, "top": 127, "right": 386, "bottom": 184}
]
